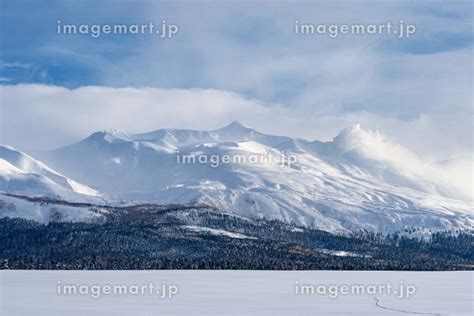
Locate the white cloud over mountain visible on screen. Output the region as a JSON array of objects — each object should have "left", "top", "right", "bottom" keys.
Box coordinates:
[{"left": 1, "top": 84, "right": 472, "bottom": 165}]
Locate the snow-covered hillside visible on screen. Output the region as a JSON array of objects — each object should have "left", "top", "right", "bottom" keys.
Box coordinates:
[
  {"left": 0, "top": 145, "right": 100, "bottom": 201},
  {"left": 31, "top": 122, "right": 472, "bottom": 234}
]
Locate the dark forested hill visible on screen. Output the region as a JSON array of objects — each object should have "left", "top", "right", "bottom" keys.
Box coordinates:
[{"left": 0, "top": 196, "right": 473, "bottom": 270}]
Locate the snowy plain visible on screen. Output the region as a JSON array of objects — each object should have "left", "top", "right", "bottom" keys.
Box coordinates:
[{"left": 1, "top": 270, "right": 472, "bottom": 315}]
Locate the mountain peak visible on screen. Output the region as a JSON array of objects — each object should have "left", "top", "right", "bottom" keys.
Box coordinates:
[
  {"left": 103, "top": 128, "right": 122, "bottom": 134},
  {"left": 84, "top": 129, "right": 129, "bottom": 144},
  {"left": 213, "top": 121, "right": 259, "bottom": 141},
  {"left": 221, "top": 121, "right": 250, "bottom": 130},
  {"left": 100, "top": 128, "right": 128, "bottom": 137}
]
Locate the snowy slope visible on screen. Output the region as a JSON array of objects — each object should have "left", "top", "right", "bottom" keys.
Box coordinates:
[
  {"left": 36, "top": 122, "right": 473, "bottom": 234},
  {"left": 0, "top": 145, "right": 107, "bottom": 223},
  {"left": 0, "top": 145, "right": 101, "bottom": 202}
]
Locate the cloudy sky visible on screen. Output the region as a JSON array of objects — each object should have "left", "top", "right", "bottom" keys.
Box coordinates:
[{"left": 0, "top": 0, "right": 472, "bottom": 161}]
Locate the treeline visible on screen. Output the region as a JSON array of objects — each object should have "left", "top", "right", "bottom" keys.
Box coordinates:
[{"left": 0, "top": 206, "right": 472, "bottom": 270}]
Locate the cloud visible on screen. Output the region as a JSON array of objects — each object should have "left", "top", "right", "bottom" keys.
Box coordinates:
[
  {"left": 1, "top": 1, "right": 472, "bottom": 113},
  {"left": 1, "top": 84, "right": 471, "bottom": 163},
  {"left": 0, "top": 1, "right": 471, "bottom": 162},
  {"left": 334, "top": 124, "right": 472, "bottom": 200},
  {"left": 0, "top": 84, "right": 278, "bottom": 149}
]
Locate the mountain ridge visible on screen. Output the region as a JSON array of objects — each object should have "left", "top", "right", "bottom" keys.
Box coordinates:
[{"left": 1, "top": 122, "right": 472, "bottom": 234}]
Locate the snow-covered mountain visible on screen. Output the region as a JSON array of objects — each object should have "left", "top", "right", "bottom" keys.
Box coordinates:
[
  {"left": 0, "top": 145, "right": 100, "bottom": 201},
  {"left": 0, "top": 145, "right": 106, "bottom": 223},
  {"left": 32, "top": 122, "right": 473, "bottom": 234}
]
